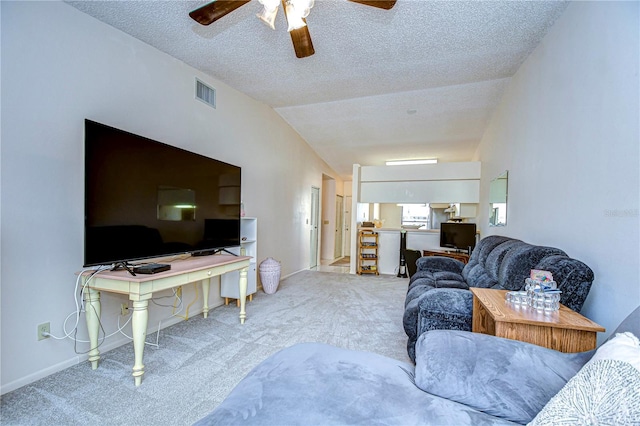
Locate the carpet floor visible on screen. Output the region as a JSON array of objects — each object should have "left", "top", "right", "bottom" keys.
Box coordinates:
[{"left": 1, "top": 270, "right": 410, "bottom": 425}]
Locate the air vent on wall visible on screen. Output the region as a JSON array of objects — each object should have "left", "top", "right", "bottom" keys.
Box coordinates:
[{"left": 196, "top": 79, "right": 216, "bottom": 108}]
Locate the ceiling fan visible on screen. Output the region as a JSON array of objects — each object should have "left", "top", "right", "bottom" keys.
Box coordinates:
[{"left": 189, "top": 0, "right": 397, "bottom": 59}]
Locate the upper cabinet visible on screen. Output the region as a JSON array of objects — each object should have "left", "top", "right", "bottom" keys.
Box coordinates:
[{"left": 356, "top": 162, "right": 481, "bottom": 204}]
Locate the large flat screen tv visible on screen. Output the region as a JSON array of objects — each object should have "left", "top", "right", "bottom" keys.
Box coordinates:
[
  {"left": 84, "top": 119, "right": 241, "bottom": 267},
  {"left": 439, "top": 222, "right": 477, "bottom": 253}
]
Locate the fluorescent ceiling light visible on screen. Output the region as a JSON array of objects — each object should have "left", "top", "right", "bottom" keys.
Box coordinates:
[{"left": 386, "top": 159, "right": 438, "bottom": 166}]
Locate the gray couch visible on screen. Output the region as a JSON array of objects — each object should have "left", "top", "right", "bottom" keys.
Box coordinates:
[
  {"left": 194, "top": 307, "right": 640, "bottom": 425},
  {"left": 403, "top": 235, "right": 595, "bottom": 361}
]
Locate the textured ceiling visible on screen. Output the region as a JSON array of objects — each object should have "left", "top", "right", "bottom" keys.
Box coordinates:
[{"left": 66, "top": 0, "right": 568, "bottom": 179}]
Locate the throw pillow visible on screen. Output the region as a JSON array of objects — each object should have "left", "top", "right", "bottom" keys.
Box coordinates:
[
  {"left": 528, "top": 359, "right": 640, "bottom": 425},
  {"left": 587, "top": 331, "right": 640, "bottom": 371},
  {"left": 414, "top": 330, "right": 593, "bottom": 425}
]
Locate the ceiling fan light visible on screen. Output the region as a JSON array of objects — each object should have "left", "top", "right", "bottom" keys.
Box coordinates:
[
  {"left": 259, "top": 0, "right": 281, "bottom": 9},
  {"left": 257, "top": 6, "right": 278, "bottom": 30},
  {"left": 292, "top": 0, "right": 314, "bottom": 18},
  {"left": 284, "top": 1, "right": 307, "bottom": 32}
]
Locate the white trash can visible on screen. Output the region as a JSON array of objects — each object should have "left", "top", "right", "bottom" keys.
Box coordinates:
[{"left": 259, "top": 257, "right": 281, "bottom": 294}]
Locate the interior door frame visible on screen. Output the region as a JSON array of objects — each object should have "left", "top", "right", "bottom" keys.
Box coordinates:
[
  {"left": 334, "top": 195, "right": 344, "bottom": 259},
  {"left": 344, "top": 195, "right": 352, "bottom": 259},
  {"left": 310, "top": 186, "right": 320, "bottom": 269}
]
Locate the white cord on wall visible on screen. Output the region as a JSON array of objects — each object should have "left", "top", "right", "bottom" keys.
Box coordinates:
[{"left": 44, "top": 265, "right": 192, "bottom": 351}]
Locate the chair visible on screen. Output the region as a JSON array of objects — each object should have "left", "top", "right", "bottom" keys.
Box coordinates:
[{"left": 404, "top": 249, "right": 422, "bottom": 278}]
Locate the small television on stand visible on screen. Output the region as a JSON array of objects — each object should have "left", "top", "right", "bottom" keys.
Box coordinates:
[{"left": 439, "top": 222, "right": 477, "bottom": 255}]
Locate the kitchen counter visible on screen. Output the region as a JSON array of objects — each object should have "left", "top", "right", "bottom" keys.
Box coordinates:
[
  {"left": 376, "top": 227, "right": 438, "bottom": 233},
  {"left": 360, "top": 227, "right": 442, "bottom": 275}
]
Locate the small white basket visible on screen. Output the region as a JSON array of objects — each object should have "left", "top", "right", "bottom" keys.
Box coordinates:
[{"left": 259, "top": 257, "right": 281, "bottom": 294}]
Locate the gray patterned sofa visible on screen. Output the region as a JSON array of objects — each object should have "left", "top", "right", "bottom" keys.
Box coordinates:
[
  {"left": 194, "top": 307, "right": 640, "bottom": 425},
  {"left": 403, "top": 235, "right": 595, "bottom": 361}
]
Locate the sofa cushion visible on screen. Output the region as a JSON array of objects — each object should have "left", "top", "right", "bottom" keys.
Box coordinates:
[
  {"left": 495, "top": 244, "right": 566, "bottom": 291},
  {"left": 462, "top": 235, "right": 515, "bottom": 276},
  {"left": 414, "top": 330, "right": 592, "bottom": 425},
  {"left": 432, "top": 271, "right": 465, "bottom": 282},
  {"left": 405, "top": 281, "right": 435, "bottom": 307},
  {"left": 194, "top": 342, "right": 520, "bottom": 426},
  {"left": 416, "top": 256, "right": 464, "bottom": 274},
  {"left": 485, "top": 240, "right": 524, "bottom": 286},
  {"left": 406, "top": 289, "right": 475, "bottom": 361},
  {"left": 611, "top": 306, "right": 640, "bottom": 337},
  {"left": 459, "top": 262, "right": 497, "bottom": 288},
  {"left": 461, "top": 238, "right": 520, "bottom": 288},
  {"left": 432, "top": 279, "right": 468, "bottom": 289},
  {"left": 403, "top": 296, "right": 424, "bottom": 339},
  {"left": 534, "top": 255, "right": 594, "bottom": 312},
  {"left": 408, "top": 269, "right": 436, "bottom": 286},
  {"left": 417, "top": 289, "right": 474, "bottom": 332}
]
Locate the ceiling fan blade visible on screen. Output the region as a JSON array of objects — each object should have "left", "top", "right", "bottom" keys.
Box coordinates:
[
  {"left": 189, "top": 0, "right": 251, "bottom": 26},
  {"left": 290, "top": 24, "right": 315, "bottom": 58},
  {"left": 347, "top": 0, "right": 397, "bottom": 10}
]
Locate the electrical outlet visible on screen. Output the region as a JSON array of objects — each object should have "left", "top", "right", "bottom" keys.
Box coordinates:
[
  {"left": 120, "top": 303, "right": 130, "bottom": 316},
  {"left": 37, "top": 322, "right": 50, "bottom": 341}
]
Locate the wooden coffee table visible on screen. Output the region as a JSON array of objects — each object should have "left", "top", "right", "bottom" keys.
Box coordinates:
[{"left": 470, "top": 288, "right": 605, "bottom": 352}]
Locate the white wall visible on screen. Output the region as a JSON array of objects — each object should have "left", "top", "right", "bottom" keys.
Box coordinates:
[
  {"left": 475, "top": 1, "right": 639, "bottom": 341},
  {"left": 0, "top": 1, "right": 342, "bottom": 393}
]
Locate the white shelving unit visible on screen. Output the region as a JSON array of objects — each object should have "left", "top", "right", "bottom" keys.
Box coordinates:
[{"left": 221, "top": 217, "right": 257, "bottom": 304}]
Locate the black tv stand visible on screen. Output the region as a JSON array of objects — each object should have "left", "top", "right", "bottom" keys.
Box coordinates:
[{"left": 192, "top": 248, "right": 238, "bottom": 257}]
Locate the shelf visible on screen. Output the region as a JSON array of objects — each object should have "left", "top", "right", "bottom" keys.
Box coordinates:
[
  {"left": 221, "top": 217, "right": 258, "bottom": 299},
  {"left": 357, "top": 230, "right": 379, "bottom": 275}
]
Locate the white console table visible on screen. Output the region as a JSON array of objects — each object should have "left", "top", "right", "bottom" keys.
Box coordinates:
[{"left": 80, "top": 254, "right": 251, "bottom": 386}]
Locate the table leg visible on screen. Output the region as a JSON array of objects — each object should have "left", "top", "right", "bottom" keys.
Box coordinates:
[
  {"left": 131, "top": 299, "right": 149, "bottom": 386},
  {"left": 239, "top": 267, "right": 248, "bottom": 324},
  {"left": 83, "top": 287, "right": 101, "bottom": 370},
  {"left": 202, "top": 278, "right": 210, "bottom": 319}
]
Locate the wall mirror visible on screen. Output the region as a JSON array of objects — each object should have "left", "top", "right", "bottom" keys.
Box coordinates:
[{"left": 489, "top": 171, "right": 508, "bottom": 226}]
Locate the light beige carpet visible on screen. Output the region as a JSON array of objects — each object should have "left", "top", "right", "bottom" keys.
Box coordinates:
[{"left": 1, "top": 270, "right": 410, "bottom": 425}]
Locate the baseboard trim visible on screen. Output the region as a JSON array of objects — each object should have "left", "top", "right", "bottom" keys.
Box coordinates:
[{"left": 0, "top": 302, "right": 224, "bottom": 395}]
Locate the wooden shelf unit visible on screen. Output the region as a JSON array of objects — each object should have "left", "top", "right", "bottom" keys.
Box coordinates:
[{"left": 357, "top": 230, "right": 379, "bottom": 275}]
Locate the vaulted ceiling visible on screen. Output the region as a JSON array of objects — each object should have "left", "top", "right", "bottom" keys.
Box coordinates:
[{"left": 66, "top": 0, "right": 568, "bottom": 179}]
